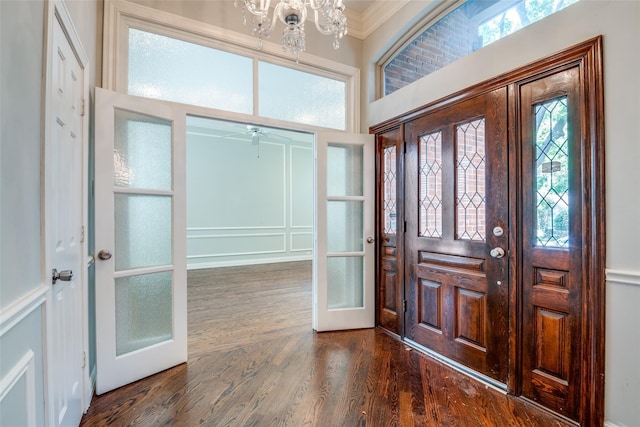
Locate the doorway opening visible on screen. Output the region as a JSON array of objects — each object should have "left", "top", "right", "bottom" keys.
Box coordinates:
[{"left": 185, "top": 117, "right": 314, "bottom": 350}]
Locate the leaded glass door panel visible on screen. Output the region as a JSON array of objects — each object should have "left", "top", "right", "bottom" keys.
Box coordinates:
[
  {"left": 376, "top": 128, "right": 403, "bottom": 335},
  {"left": 404, "top": 89, "right": 509, "bottom": 385}
]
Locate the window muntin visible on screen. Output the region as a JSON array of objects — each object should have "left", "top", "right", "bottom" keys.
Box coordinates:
[
  {"left": 383, "top": 0, "right": 580, "bottom": 96},
  {"left": 128, "top": 29, "right": 253, "bottom": 114}
]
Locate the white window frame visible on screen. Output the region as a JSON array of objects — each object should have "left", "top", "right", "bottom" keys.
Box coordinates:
[{"left": 102, "top": 0, "right": 360, "bottom": 133}]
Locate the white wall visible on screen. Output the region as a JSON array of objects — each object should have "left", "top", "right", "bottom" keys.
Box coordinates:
[
  {"left": 0, "top": 0, "right": 101, "bottom": 423},
  {"left": 128, "top": 0, "right": 363, "bottom": 70},
  {"left": 186, "top": 127, "right": 313, "bottom": 268},
  {"left": 363, "top": 1, "right": 640, "bottom": 425},
  {"left": 1, "top": 1, "right": 48, "bottom": 423}
]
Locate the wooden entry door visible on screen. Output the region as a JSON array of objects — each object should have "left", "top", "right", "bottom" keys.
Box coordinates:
[{"left": 404, "top": 88, "right": 509, "bottom": 384}]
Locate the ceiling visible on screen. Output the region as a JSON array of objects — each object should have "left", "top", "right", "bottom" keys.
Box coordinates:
[{"left": 187, "top": 116, "right": 314, "bottom": 146}]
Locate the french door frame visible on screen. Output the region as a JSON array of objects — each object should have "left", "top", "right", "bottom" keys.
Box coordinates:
[{"left": 371, "top": 37, "right": 605, "bottom": 426}]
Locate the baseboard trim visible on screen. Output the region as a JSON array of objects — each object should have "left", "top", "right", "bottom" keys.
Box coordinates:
[{"left": 187, "top": 255, "right": 312, "bottom": 270}]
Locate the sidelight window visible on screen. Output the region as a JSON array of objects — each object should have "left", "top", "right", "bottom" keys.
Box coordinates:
[
  {"left": 383, "top": 146, "right": 397, "bottom": 235},
  {"left": 534, "top": 96, "right": 569, "bottom": 248}
]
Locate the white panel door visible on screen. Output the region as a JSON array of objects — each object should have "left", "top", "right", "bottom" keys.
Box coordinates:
[
  {"left": 314, "top": 132, "right": 375, "bottom": 331},
  {"left": 94, "top": 88, "right": 187, "bottom": 394},
  {"left": 46, "top": 14, "right": 84, "bottom": 427}
]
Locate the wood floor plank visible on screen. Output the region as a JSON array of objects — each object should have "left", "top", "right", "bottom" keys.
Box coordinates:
[{"left": 81, "top": 261, "right": 573, "bottom": 426}]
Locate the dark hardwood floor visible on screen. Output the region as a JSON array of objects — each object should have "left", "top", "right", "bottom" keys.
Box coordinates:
[{"left": 80, "top": 261, "right": 571, "bottom": 426}]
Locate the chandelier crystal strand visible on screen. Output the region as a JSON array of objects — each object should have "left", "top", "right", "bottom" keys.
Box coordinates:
[{"left": 236, "top": 0, "right": 347, "bottom": 59}]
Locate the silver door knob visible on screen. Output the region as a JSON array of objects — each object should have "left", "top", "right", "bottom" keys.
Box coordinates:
[
  {"left": 52, "top": 268, "right": 73, "bottom": 284},
  {"left": 366, "top": 237, "right": 375, "bottom": 244},
  {"left": 490, "top": 247, "right": 505, "bottom": 258},
  {"left": 98, "top": 249, "right": 112, "bottom": 260}
]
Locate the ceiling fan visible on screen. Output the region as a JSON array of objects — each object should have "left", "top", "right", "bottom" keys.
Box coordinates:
[{"left": 220, "top": 125, "right": 291, "bottom": 145}]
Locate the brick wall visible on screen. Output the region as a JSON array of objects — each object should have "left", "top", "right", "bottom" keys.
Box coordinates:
[{"left": 384, "top": 6, "right": 482, "bottom": 95}]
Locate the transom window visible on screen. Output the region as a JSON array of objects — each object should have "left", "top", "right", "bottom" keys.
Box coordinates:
[
  {"left": 122, "top": 24, "right": 350, "bottom": 130},
  {"left": 383, "top": 0, "right": 580, "bottom": 96}
]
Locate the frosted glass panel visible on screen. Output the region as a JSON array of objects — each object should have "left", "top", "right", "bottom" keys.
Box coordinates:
[
  {"left": 328, "top": 257, "right": 363, "bottom": 309},
  {"left": 328, "top": 201, "right": 363, "bottom": 252},
  {"left": 115, "top": 271, "right": 173, "bottom": 356},
  {"left": 128, "top": 29, "right": 252, "bottom": 114},
  {"left": 115, "top": 194, "right": 172, "bottom": 271},
  {"left": 259, "top": 61, "right": 346, "bottom": 130},
  {"left": 114, "top": 109, "right": 171, "bottom": 190},
  {"left": 327, "top": 144, "right": 363, "bottom": 196}
]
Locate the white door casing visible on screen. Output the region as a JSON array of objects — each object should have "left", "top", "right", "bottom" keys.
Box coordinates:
[
  {"left": 43, "top": 2, "right": 89, "bottom": 426},
  {"left": 94, "top": 88, "right": 187, "bottom": 395},
  {"left": 314, "top": 132, "right": 375, "bottom": 332}
]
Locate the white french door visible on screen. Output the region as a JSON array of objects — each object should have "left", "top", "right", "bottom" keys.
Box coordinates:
[
  {"left": 314, "top": 132, "right": 375, "bottom": 331},
  {"left": 94, "top": 88, "right": 187, "bottom": 394}
]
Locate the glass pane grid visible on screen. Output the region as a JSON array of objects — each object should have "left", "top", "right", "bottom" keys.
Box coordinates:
[
  {"left": 419, "top": 132, "right": 442, "bottom": 238},
  {"left": 456, "top": 119, "right": 486, "bottom": 242},
  {"left": 383, "top": 146, "right": 397, "bottom": 234},
  {"left": 535, "top": 97, "right": 569, "bottom": 248}
]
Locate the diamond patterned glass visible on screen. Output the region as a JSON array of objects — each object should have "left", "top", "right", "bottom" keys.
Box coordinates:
[
  {"left": 456, "top": 119, "right": 486, "bottom": 241},
  {"left": 383, "top": 146, "right": 397, "bottom": 234},
  {"left": 535, "top": 97, "right": 569, "bottom": 248},
  {"left": 419, "top": 132, "right": 442, "bottom": 238}
]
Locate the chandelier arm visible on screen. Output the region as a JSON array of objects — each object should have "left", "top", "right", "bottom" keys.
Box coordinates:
[
  {"left": 313, "top": 9, "right": 334, "bottom": 35},
  {"left": 308, "top": 0, "right": 331, "bottom": 10},
  {"left": 244, "top": 0, "right": 271, "bottom": 16}
]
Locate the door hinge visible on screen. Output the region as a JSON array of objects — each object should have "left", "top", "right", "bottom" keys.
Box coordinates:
[
  {"left": 82, "top": 350, "right": 86, "bottom": 369},
  {"left": 403, "top": 300, "right": 407, "bottom": 313},
  {"left": 81, "top": 98, "right": 86, "bottom": 117},
  {"left": 404, "top": 221, "right": 407, "bottom": 233},
  {"left": 80, "top": 225, "right": 85, "bottom": 243}
]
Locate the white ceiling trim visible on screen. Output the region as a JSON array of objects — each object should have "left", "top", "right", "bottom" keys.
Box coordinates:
[{"left": 346, "top": 0, "right": 410, "bottom": 40}]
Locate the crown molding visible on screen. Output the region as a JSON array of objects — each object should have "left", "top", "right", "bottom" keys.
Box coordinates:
[{"left": 346, "top": 0, "right": 409, "bottom": 40}]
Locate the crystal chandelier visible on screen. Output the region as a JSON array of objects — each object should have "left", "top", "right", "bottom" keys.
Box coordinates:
[{"left": 234, "top": 0, "right": 348, "bottom": 61}]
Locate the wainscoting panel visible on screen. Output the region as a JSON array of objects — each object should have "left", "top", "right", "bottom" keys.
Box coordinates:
[
  {"left": 0, "top": 350, "right": 36, "bottom": 427},
  {"left": 0, "top": 294, "right": 46, "bottom": 426}
]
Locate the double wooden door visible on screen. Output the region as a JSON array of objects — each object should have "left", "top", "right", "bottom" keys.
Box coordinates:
[{"left": 373, "top": 38, "right": 605, "bottom": 425}]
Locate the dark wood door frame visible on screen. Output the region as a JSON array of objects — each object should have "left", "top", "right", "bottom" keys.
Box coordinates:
[{"left": 371, "top": 37, "right": 605, "bottom": 426}]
